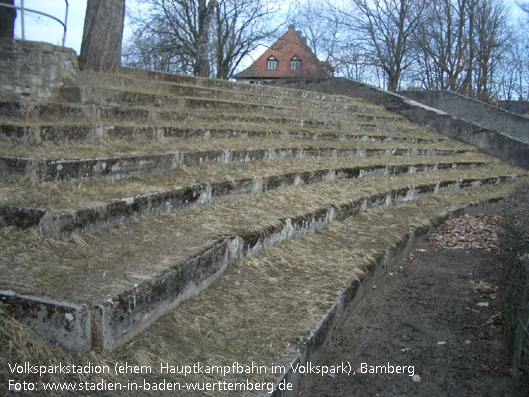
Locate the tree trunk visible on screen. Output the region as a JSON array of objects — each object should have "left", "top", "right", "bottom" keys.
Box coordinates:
[
  {"left": 79, "top": 0, "right": 125, "bottom": 72},
  {"left": 0, "top": 0, "right": 16, "bottom": 39},
  {"left": 195, "top": 0, "right": 216, "bottom": 77}
]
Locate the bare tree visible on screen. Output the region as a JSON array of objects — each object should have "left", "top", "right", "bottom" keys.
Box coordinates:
[
  {"left": 473, "top": 0, "right": 510, "bottom": 101},
  {"left": 339, "top": 0, "right": 427, "bottom": 91},
  {"left": 517, "top": 1, "right": 529, "bottom": 14},
  {"left": 124, "top": 0, "right": 212, "bottom": 76},
  {"left": 497, "top": 19, "right": 529, "bottom": 102},
  {"left": 79, "top": 0, "right": 125, "bottom": 72},
  {"left": 288, "top": 0, "right": 373, "bottom": 80},
  {"left": 124, "top": 0, "right": 280, "bottom": 79},
  {"left": 411, "top": 0, "right": 471, "bottom": 91},
  {"left": 213, "top": 0, "right": 281, "bottom": 79}
]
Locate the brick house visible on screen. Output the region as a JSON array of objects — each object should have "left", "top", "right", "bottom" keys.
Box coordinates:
[{"left": 234, "top": 25, "right": 334, "bottom": 84}]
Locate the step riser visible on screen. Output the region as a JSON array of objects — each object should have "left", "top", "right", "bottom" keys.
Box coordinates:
[
  {"left": 0, "top": 291, "right": 91, "bottom": 353},
  {"left": 79, "top": 70, "right": 356, "bottom": 105},
  {"left": 62, "top": 86, "right": 377, "bottom": 114},
  {"left": 10, "top": 161, "right": 486, "bottom": 238},
  {"left": 93, "top": 239, "right": 231, "bottom": 352},
  {"left": 114, "top": 68, "right": 359, "bottom": 104},
  {"left": 0, "top": 123, "right": 437, "bottom": 145},
  {"left": 1, "top": 148, "right": 468, "bottom": 182},
  {"left": 3, "top": 99, "right": 400, "bottom": 127}
]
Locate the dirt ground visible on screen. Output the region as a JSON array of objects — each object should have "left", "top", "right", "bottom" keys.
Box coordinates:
[{"left": 299, "top": 225, "right": 527, "bottom": 396}]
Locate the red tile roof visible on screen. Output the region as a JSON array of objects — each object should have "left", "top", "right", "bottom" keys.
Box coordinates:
[{"left": 234, "top": 26, "right": 333, "bottom": 81}]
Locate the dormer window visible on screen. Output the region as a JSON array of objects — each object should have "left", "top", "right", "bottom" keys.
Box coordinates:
[
  {"left": 290, "top": 56, "right": 301, "bottom": 70},
  {"left": 267, "top": 56, "right": 278, "bottom": 70}
]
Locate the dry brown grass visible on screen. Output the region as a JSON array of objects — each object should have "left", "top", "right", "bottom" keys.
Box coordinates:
[
  {"left": 1, "top": 150, "right": 490, "bottom": 210},
  {"left": 0, "top": 163, "right": 524, "bottom": 303},
  {"left": 1, "top": 180, "right": 525, "bottom": 395},
  {"left": 0, "top": 122, "right": 450, "bottom": 159}
]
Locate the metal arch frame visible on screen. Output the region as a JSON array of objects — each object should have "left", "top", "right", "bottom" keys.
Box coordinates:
[{"left": 0, "top": 1, "right": 69, "bottom": 47}]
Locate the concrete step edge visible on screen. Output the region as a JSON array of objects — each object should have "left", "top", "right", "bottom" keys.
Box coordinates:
[
  {"left": 0, "top": 123, "right": 441, "bottom": 145},
  {"left": 1, "top": 147, "right": 470, "bottom": 182},
  {"left": 1, "top": 162, "right": 494, "bottom": 237}
]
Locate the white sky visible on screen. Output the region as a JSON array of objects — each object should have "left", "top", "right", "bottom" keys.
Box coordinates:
[
  {"left": 13, "top": 0, "right": 87, "bottom": 53},
  {"left": 13, "top": 0, "right": 527, "bottom": 57}
]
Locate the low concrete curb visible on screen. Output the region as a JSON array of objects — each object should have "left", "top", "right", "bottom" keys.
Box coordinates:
[
  {"left": 270, "top": 197, "right": 505, "bottom": 396},
  {"left": 92, "top": 239, "right": 232, "bottom": 352},
  {"left": 35, "top": 161, "right": 486, "bottom": 239},
  {"left": 0, "top": 120, "right": 442, "bottom": 144},
  {"left": 0, "top": 205, "right": 45, "bottom": 228},
  {"left": 0, "top": 147, "right": 467, "bottom": 182},
  {"left": 0, "top": 291, "right": 91, "bottom": 353},
  {"left": 401, "top": 90, "right": 529, "bottom": 144},
  {"left": 61, "top": 85, "right": 376, "bottom": 115}
]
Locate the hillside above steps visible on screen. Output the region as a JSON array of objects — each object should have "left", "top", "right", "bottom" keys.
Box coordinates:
[{"left": 1, "top": 43, "right": 528, "bottom": 394}]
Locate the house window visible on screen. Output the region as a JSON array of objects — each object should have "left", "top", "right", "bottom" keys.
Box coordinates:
[
  {"left": 290, "top": 56, "right": 301, "bottom": 70},
  {"left": 267, "top": 56, "right": 278, "bottom": 70}
]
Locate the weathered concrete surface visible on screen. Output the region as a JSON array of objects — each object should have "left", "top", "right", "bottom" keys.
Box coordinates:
[
  {"left": 0, "top": 121, "right": 440, "bottom": 145},
  {"left": 271, "top": 198, "right": 505, "bottom": 396},
  {"left": 92, "top": 239, "right": 231, "bottom": 352},
  {"left": 0, "top": 290, "right": 91, "bottom": 353},
  {"left": 61, "top": 85, "right": 376, "bottom": 115},
  {"left": 272, "top": 79, "right": 529, "bottom": 170},
  {"left": 0, "top": 39, "right": 78, "bottom": 101},
  {"left": 116, "top": 66, "right": 357, "bottom": 104},
  {"left": 1, "top": 176, "right": 513, "bottom": 354},
  {"left": 401, "top": 90, "right": 529, "bottom": 143},
  {"left": 37, "top": 161, "right": 487, "bottom": 239},
  {"left": 72, "top": 175, "right": 514, "bottom": 353},
  {"left": 1, "top": 147, "right": 469, "bottom": 182},
  {"left": 1, "top": 99, "right": 397, "bottom": 129},
  {"left": 0, "top": 204, "right": 45, "bottom": 227}
]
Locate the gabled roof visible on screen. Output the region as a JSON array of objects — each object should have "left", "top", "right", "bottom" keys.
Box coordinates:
[{"left": 234, "top": 25, "right": 333, "bottom": 80}]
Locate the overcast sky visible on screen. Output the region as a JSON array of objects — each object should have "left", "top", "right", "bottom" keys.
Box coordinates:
[{"left": 13, "top": 0, "right": 526, "bottom": 56}]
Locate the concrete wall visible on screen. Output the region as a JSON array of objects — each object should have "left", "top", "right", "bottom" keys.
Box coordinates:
[
  {"left": 400, "top": 90, "right": 529, "bottom": 144},
  {"left": 272, "top": 78, "right": 529, "bottom": 170},
  {"left": 0, "top": 39, "right": 78, "bottom": 101}
]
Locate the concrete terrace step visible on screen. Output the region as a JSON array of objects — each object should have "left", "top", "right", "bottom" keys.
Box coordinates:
[
  {"left": 1, "top": 152, "right": 491, "bottom": 212},
  {"left": 0, "top": 99, "right": 403, "bottom": 129},
  {"left": 2, "top": 61, "right": 527, "bottom": 378},
  {"left": 61, "top": 84, "right": 382, "bottom": 115},
  {"left": 1, "top": 146, "right": 472, "bottom": 182},
  {"left": 0, "top": 158, "right": 508, "bottom": 238},
  {"left": 104, "top": 181, "right": 521, "bottom": 394},
  {"left": 114, "top": 67, "right": 365, "bottom": 105},
  {"left": 0, "top": 170, "right": 523, "bottom": 353},
  {"left": 0, "top": 118, "right": 436, "bottom": 145},
  {"left": 0, "top": 134, "right": 471, "bottom": 161}
]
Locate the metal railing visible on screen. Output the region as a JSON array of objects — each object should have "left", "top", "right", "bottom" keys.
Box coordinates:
[{"left": 0, "top": 0, "right": 69, "bottom": 47}]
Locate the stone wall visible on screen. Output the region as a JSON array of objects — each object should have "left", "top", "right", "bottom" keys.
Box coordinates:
[
  {"left": 401, "top": 90, "right": 529, "bottom": 144},
  {"left": 272, "top": 78, "right": 529, "bottom": 170},
  {"left": 0, "top": 38, "right": 78, "bottom": 101}
]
